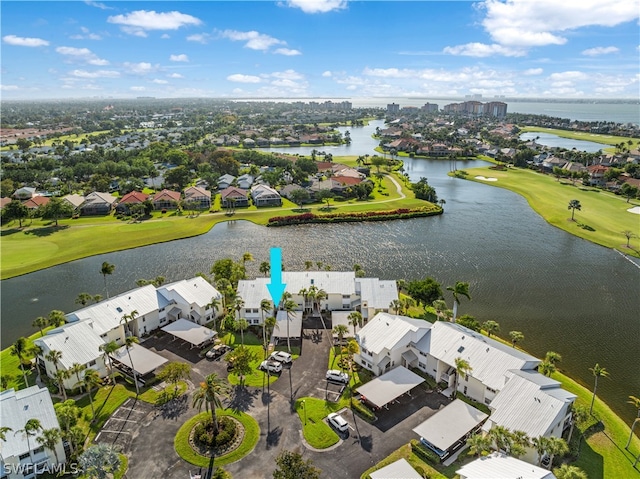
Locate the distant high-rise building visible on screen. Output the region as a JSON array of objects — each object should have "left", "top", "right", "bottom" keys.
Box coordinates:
[
  {"left": 387, "top": 103, "right": 400, "bottom": 114},
  {"left": 443, "top": 100, "right": 507, "bottom": 118},
  {"left": 422, "top": 103, "right": 439, "bottom": 113}
]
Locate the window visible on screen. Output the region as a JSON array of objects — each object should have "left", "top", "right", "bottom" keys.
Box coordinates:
[
  {"left": 342, "top": 295, "right": 350, "bottom": 299},
  {"left": 88, "top": 360, "right": 96, "bottom": 367},
  {"left": 486, "top": 386, "right": 496, "bottom": 393},
  {"left": 142, "top": 317, "right": 146, "bottom": 322},
  {"left": 484, "top": 398, "right": 492, "bottom": 405},
  {"left": 419, "top": 362, "right": 426, "bottom": 369},
  {"left": 419, "top": 351, "right": 427, "bottom": 357},
  {"left": 19, "top": 452, "right": 30, "bottom": 460},
  {"left": 33, "top": 446, "right": 44, "bottom": 455}
]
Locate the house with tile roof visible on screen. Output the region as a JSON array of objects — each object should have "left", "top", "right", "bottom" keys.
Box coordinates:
[
  {"left": 151, "top": 189, "right": 180, "bottom": 210},
  {"left": 61, "top": 194, "right": 85, "bottom": 211},
  {"left": 22, "top": 196, "right": 50, "bottom": 210},
  {"left": 115, "top": 191, "right": 149, "bottom": 214},
  {"left": 183, "top": 186, "right": 211, "bottom": 209},
  {"left": 220, "top": 186, "right": 248, "bottom": 208},
  {"left": 80, "top": 192, "right": 117, "bottom": 215},
  {"left": 250, "top": 184, "right": 282, "bottom": 207},
  {"left": 0, "top": 386, "right": 66, "bottom": 478}
]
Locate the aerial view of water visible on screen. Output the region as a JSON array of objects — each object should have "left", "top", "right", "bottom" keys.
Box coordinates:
[
  {"left": 2, "top": 120, "right": 638, "bottom": 425},
  {"left": 519, "top": 132, "right": 607, "bottom": 152}
]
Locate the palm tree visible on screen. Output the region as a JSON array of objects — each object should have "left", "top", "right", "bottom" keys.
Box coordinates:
[
  {"left": 235, "top": 318, "right": 249, "bottom": 346},
  {"left": 488, "top": 425, "right": 511, "bottom": 453},
  {"left": 432, "top": 299, "right": 448, "bottom": 321},
  {"left": 10, "top": 337, "right": 29, "bottom": 387},
  {"left": 283, "top": 299, "right": 297, "bottom": 353},
  {"left": 509, "top": 330, "right": 525, "bottom": 348},
  {"left": 207, "top": 296, "right": 221, "bottom": 331},
  {"left": 69, "top": 363, "right": 87, "bottom": 392},
  {"left": 626, "top": 395, "right": 640, "bottom": 449},
  {"left": 264, "top": 316, "right": 277, "bottom": 344},
  {"left": 568, "top": 199, "right": 582, "bottom": 221},
  {"left": 241, "top": 252, "right": 254, "bottom": 265},
  {"left": 125, "top": 336, "right": 140, "bottom": 395},
  {"left": 304, "top": 261, "right": 313, "bottom": 271},
  {"left": 36, "top": 427, "right": 62, "bottom": 465},
  {"left": 192, "top": 373, "right": 231, "bottom": 434},
  {"left": 538, "top": 361, "right": 556, "bottom": 377},
  {"left": 466, "top": 433, "right": 493, "bottom": 457},
  {"left": 79, "top": 443, "right": 121, "bottom": 479},
  {"left": 545, "top": 437, "right": 569, "bottom": 469},
  {"left": 553, "top": 464, "right": 588, "bottom": 479},
  {"left": 99, "top": 341, "right": 119, "bottom": 384},
  {"left": 75, "top": 292, "right": 93, "bottom": 307},
  {"left": 482, "top": 320, "right": 500, "bottom": 337},
  {"left": 55, "top": 370, "right": 70, "bottom": 401},
  {"left": 32, "top": 316, "right": 49, "bottom": 337},
  {"left": 259, "top": 261, "right": 270, "bottom": 277},
  {"left": 120, "top": 309, "right": 138, "bottom": 338},
  {"left": 389, "top": 299, "right": 402, "bottom": 314},
  {"left": 28, "top": 344, "right": 43, "bottom": 384},
  {"left": 15, "top": 418, "right": 42, "bottom": 464},
  {"left": 78, "top": 369, "right": 102, "bottom": 422},
  {"left": 0, "top": 426, "right": 13, "bottom": 464},
  {"left": 510, "top": 430, "right": 531, "bottom": 457},
  {"left": 532, "top": 436, "right": 550, "bottom": 466},
  {"left": 545, "top": 351, "right": 562, "bottom": 365},
  {"left": 446, "top": 281, "right": 471, "bottom": 322},
  {"left": 588, "top": 363, "right": 610, "bottom": 415},
  {"left": 343, "top": 339, "right": 360, "bottom": 404},
  {"left": 100, "top": 262, "right": 115, "bottom": 298},
  {"left": 260, "top": 299, "right": 272, "bottom": 357},
  {"left": 453, "top": 357, "right": 472, "bottom": 399},
  {"left": 48, "top": 310, "right": 66, "bottom": 328},
  {"left": 347, "top": 311, "right": 363, "bottom": 337}
]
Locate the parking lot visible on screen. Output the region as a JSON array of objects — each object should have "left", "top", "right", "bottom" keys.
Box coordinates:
[{"left": 94, "top": 397, "right": 155, "bottom": 451}]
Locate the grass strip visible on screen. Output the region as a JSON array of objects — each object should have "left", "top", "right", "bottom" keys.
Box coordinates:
[
  {"left": 360, "top": 443, "right": 447, "bottom": 479},
  {"left": 174, "top": 410, "right": 259, "bottom": 467},
  {"left": 294, "top": 397, "right": 342, "bottom": 449}
]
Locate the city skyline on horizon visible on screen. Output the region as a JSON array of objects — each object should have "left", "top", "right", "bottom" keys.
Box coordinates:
[{"left": 1, "top": 0, "right": 639, "bottom": 101}]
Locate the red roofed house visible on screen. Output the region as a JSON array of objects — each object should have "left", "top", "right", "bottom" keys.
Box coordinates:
[
  {"left": 587, "top": 165, "right": 609, "bottom": 187},
  {"left": 23, "top": 196, "right": 50, "bottom": 210},
  {"left": 152, "top": 189, "right": 181, "bottom": 210},
  {"left": 220, "top": 187, "right": 248, "bottom": 208},
  {"left": 116, "top": 191, "right": 149, "bottom": 214},
  {"left": 0, "top": 197, "right": 12, "bottom": 210}
]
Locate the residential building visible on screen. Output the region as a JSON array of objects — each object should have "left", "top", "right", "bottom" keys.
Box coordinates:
[
  {"left": 152, "top": 189, "right": 180, "bottom": 210},
  {"left": 22, "top": 196, "right": 50, "bottom": 210},
  {"left": 250, "top": 184, "right": 282, "bottom": 207},
  {"left": 237, "top": 174, "right": 255, "bottom": 190},
  {"left": 61, "top": 194, "right": 84, "bottom": 211},
  {"left": 220, "top": 187, "right": 249, "bottom": 208},
  {"left": 217, "top": 174, "right": 236, "bottom": 190},
  {"left": 115, "top": 191, "right": 148, "bottom": 214},
  {"left": 80, "top": 192, "right": 117, "bottom": 215},
  {"left": 387, "top": 103, "right": 400, "bottom": 114},
  {"left": 457, "top": 452, "right": 557, "bottom": 479},
  {"left": 183, "top": 186, "right": 211, "bottom": 209},
  {"left": 12, "top": 187, "right": 36, "bottom": 199},
  {"left": 0, "top": 386, "right": 66, "bottom": 479},
  {"left": 156, "top": 276, "right": 221, "bottom": 326}
]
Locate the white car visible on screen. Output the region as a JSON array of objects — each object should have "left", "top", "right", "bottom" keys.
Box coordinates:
[
  {"left": 259, "top": 360, "right": 283, "bottom": 373},
  {"left": 327, "top": 412, "right": 349, "bottom": 433},
  {"left": 326, "top": 369, "right": 349, "bottom": 383},
  {"left": 269, "top": 351, "right": 293, "bottom": 364}
]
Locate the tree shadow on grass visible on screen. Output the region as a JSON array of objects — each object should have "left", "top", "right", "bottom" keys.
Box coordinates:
[
  {"left": 292, "top": 208, "right": 311, "bottom": 213},
  {"left": 23, "top": 225, "right": 69, "bottom": 237},
  {"left": 1, "top": 227, "right": 23, "bottom": 236}
]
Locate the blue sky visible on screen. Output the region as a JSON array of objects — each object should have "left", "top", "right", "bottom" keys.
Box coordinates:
[{"left": 1, "top": 0, "right": 639, "bottom": 100}]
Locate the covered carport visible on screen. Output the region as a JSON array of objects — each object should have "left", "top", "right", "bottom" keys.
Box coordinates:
[
  {"left": 355, "top": 366, "right": 424, "bottom": 410},
  {"left": 161, "top": 318, "right": 216, "bottom": 349},
  {"left": 110, "top": 343, "right": 168, "bottom": 385},
  {"left": 412, "top": 399, "right": 488, "bottom": 461},
  {"left": 272, "top": 310, "right": 302, "bottom": 341}
]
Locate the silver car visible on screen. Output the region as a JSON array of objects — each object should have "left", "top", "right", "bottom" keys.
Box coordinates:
[
  {"left": 327, "top": 412, "right": 349, "bottom": 433},
  {"left": 326, "top": 369, "right": 349, "bottom": 383}
]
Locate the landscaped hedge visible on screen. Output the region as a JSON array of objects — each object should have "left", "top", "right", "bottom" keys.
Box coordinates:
[
  {"left": 410, "top": 439, "right": 441, "bottom": 464},
  {"left": 267, "top": 207, "right": 441, "bottom": 226},
  {"left": 351, "top": 398, "right": 376, "bottom": 422}
]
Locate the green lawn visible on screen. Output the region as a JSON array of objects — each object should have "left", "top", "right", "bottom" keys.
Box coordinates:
[
  {"left": 294, "top": 397, "right": 343, "bottom": 449},
  {"left": 519, "top": 126, "right": 640, "bottom": 150},
  {"left": 360, "top": 443, "right": 448, "bottom": 479},
  {"left": 1, "top": 168, "right": 427, "bottom": 279},
  {"left": 174, "top": 410, "right": 260, "bottom": 467},
  {"left": 460, "top": 166, "right": 640, "bottom": 256}
]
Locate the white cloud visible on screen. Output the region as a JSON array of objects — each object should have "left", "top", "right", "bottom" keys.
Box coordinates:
[
  {"left": 523, "top": 68, "right": 543, "bottom": 76},
  {"left": 152, "top": 79, "right": 168, "bottom": 84},
  {"left": 167, "top": 73, "right": 184, "bottom": 79},
  {"left": 0, "top": 84, "right": 19, "bottom": 90},
  {"left": 130, "top": 86, "right": 146, "bottom": 91},
  {"left": 322, "top": 71, "right": 332, "bottom": 77},
  {"left": 227, "top": 74, "right": 262, "bottom": 83},
  {"left": 284, "top": 0, "right": 347, "bottom": 14},
  {"left": 549, "top": 71, "right": 588, "bottom": 81},
  {"left": 70, "top": 69, "right": 120, "bottom": 78},
  {"left": 70, "top": 27, "right": 102, "bottom": 40},
  {"left": 3, "top": 35, "right": 49, "bottom": 47},
  {"left": 443, "top": 42, "right": 525, "bottom": 57},
  {"left": 107, "top": 10, "right": 202, "bottom": 37},
  {"left": 84, "top": 1, "right": 112, "bottom": 10},
  {"left": 170, "top": 54, "right": 189, "bottom": 62},
  {"left": 123, "top": 62, "right": 157, "bottom": 75},
  {"left": 582, "top": 46, "right": 619, "bottom": 56},
  {"left": 481, "top": 0, "right": 639, "bottom": 48},
  {"left": 161, "top": 34, "right": 170, "bottom": 39},
  {"left": 186, "top": 33, "right": 211, "bottom": 44},
  {"left": 274, "top": 48, "right": 301, "bottom": 56},
  {"left": 219, "top": 30, "right": 284, "bottom": 51},
  {"left": 56, "top": 46, "right": 109, "bottom": 65}
]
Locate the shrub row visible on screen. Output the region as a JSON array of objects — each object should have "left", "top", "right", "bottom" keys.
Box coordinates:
[
  {"left": 410, "top": 439, "right": 441, "bottom": 464},
  {"left": 351, "top": 398, "right": 376, "bottom": 422},
  {"left": 267, "top": 207, "right": 441, "bottom": 226}
]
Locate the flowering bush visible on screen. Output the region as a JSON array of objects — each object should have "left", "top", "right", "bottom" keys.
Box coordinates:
[{"left": 267, "top": 207, "right": 441, "bottom": 226}]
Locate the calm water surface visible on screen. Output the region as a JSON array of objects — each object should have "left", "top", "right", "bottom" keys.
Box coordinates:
[
  {"left": 519, "top": 132, "right": 606, "bottom": 152},
  {"left": 1, "top": 121, "right": 638, "bottom": 425}
]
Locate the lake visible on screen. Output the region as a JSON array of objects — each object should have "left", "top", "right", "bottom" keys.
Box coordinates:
[
  {"left": 519, "top": 132, "right": 607, "bottom": 152},
  {"left": 1, "top": 120, "right": 638, "bottom": 425}
]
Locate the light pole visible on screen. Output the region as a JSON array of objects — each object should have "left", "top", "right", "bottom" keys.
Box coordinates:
[{"left": 301, "top": 400, "right": 307, "bottom": 425}]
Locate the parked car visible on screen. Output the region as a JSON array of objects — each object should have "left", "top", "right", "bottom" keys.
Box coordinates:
[
  {"left": 326, "top": 369, "right": 349, "bottom": 383},
  {"left": 327, "top": 412, "right": 349, "bottom": 433},
  {"left": 206, "top": 344, "right": 231, "bottom": 360},
  {"left": 259, "top": 360, "right": 283, "bottom": 374},
  {"left": 269, "top": 351, "right": 292, "bottom": 364}
]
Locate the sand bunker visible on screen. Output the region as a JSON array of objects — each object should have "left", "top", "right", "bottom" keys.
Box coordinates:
[
  {"left": 475, "top": 176, "right": 498, "bottom": 182},
  {"left": 627, "top": 206, "right": 640, "bottom": 215}
]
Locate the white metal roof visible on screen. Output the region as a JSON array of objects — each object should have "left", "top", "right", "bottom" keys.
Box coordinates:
[
  {"left": 356, "top": 278, "right": 398, "bottom": 309},
  {"left": 331, "top": 311, "right": 361, "bottom": 335},
  {"left": 412, "top": 399, "right": 488, "bottom": 452},
  {"left": 456, "top": 453, "right": 557, "bottom": 479},
  {"left": 111, "top": 343, "right": 168, "bottom": 376},
  {"left": 161, "top": 318, "right": 216, "bottom": 346},
  {"left": 356, "top": 366, "right": 425, "bottom": 408},
  {"left": 428, "top": 322, "right": 540, "bottom": 391},
  {"left": 158, "top": 277, "right": 221, "bottom": 308},
  {"left": 0, "top": 386, "right": 61, "bottom": 458},
  {"left": 68, "top": 284, "right": 159, "bottom": 335},
  {"left": 370, "top": 458, "right": 422, "bottom": 479},
  {"left": 35, "top": 321, "right": 106, "bottom": 369},
  {"left": 485, "top": 370, "right": 576, "bottom": 438},
  {"left": 356, "top": 313, "right": 431, "bottom": 355},
  {"left": 274, "top": 310, "right": 302, "bottom": 338}
]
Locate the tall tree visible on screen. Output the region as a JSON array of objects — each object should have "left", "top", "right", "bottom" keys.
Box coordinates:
[
  {"left": 36, "top": 427, "right": 62, "bottom": 465},
  {"left": 3, "top": 200, "right": 29, "bottom": 227},
  {"left": 259, "top": 261, "right": 271, "bottom": 277},
  {"left": 69, "top": 363, "right": 86, "bottom": 392},
  {"left": 192, "top": 373, "right": 231, "bottom": 434},
  {"left": 453, "top": 357, "right": 472, "bottom": 399},
  {"left": 272, "top": 450, "right": 321, "bottom": 479},
  {"left": 509, "top": 331, "right": 525, "bottom": 348},
  {"left": 446, "top": 281, "right": 471, "bottom": 321},
  {"left": 48, "top": 310, "right": 66, "bottom": 328},
  {"left": 347, "top": 311, "right": 363, "bottom": 337},
  {"left": 553, "top": 464, "right": 588, "bottom": 479},
  {"left": 32, "top": 316, "right": 49, "bottom": 337},
  {"left": 343, "top": 339, "right": 360, "bottom": 404},
  {"left": 241, "top": 251, "right": 254, "bottom": 265},
  {"left": 79, "top": 443, "right": 121, "bottom": 479},
  {"left": 283, "top": 299, "right": 298, "bottom": 353},
  {"left": 125, "top": 336, "right": 140, "bottom": 395},
  {"left": 120, "top": 309, "right": 138, "bottom": 338},
  {"left": 75, "top": 292, "right": 93, "bottom": 307},
  {"left": 588, "top": 363, "right": 609, "bottom": 414},
  {"left": 260, "top": 299, "right": 272, "bottom": 357},
  {"left": 568, "top": 199, "right": 582, "bottom": 221},
  {"left": 77, "top": 369, "right": 102, "bottom": 422},
  {"left": 466, "top": 433, "right": 493, "bottom": 457},
  {"left": 100, "top": 262, "right": 115, "bottom": 298},
  {"left": 545, "top": 437, "right": 569, "bottom": 470},
  {"left": 482, "top": 320, "right": 500, "bottom": 337},
  {"left": 532, "top": 436, "right": 550, "bottom": 466},
  {"left": 157, "top": 362, "right": 192, "bottom": 395},
  {"left": 99, "top": 341, "right": 119, "bottom": 384},
  {"left": 10, "top": 337, "right": 30, "bottom": 386},
  {"left": 42, "top": 197, "right": 73, "bottom": 226},
  {"left": 15, "top": 418, "right": 42, "bottom": 464},
  {"left": 626, "top": 395, "right": 640, "bottom": 449}
]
